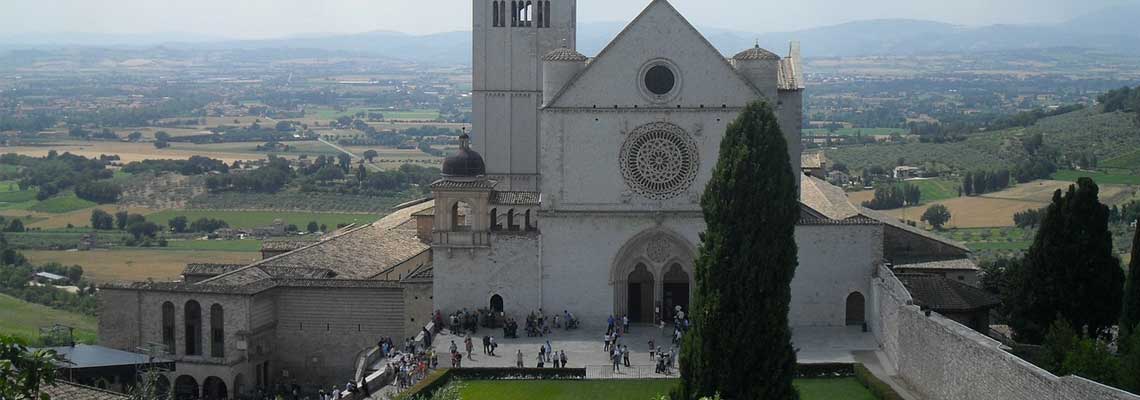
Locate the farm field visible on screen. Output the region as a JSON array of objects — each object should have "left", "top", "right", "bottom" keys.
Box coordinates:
[
  {"left": 804, "top": 127, "right": 905, "bottom": 137},
  {"left": 458, "top": 378, "right": 874, "bottom": 400},
  {"left": 164, "top": 239, "right": 264, "bottom": 252},
  {"left": 1050, "top": 169, "right": 1140, "bottom": 186},
  {"left": 144, "top": 209, "right": 380, "bottom": 229},
  {"left": 25, "top": 205, "right": 154, "bottom": 230},
  {"left": 854, "top": 180, "right": 1136, "bottom": 229},
  {"left": 0, "top": 140, "right": 274, "bottom": 164},
  {"left": 22, "top": 249, "right": 259, "bottom": 283},
  {"left": 28, "top": 192, "right": 96, "bottom": 213},
  {"left": 306, "top": 107, "right": 441, "bottom": 121},
  {"left": 0, "top": 293, "right": 97, "bottom": 345}
]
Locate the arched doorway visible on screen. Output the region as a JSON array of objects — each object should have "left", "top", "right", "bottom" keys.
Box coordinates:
[
  {"left": 611, "top": 230, "right": 695, "bottom": 325},
  {"left": 202, "top": 376, "right": 227, "bottom": 400},
  {"left": 489, "top": 294, "right": 504, "bottom": 313},
  {"left": 626, "top": 264, "right": 655, "bottom": 323},
  {"left": 662, "top": 264, "right": 690, "bottom": 323},
  {"left": 173, "top": 375, "right": 198, "bottom": 400},
  {"left": 846, "top": 292, "right": 866, "bottom": 326}
]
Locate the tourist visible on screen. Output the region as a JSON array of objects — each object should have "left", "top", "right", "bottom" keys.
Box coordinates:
[
  {"left": 489, "top": 336, "right": 498, "bottom": 356},
  {"left": 330, "top": 387, "right": 340, "bottom": 400},
  {"left": 560, "top": 350, "right": 568, "bottom": 368},
  {"left": 608, "top": 314, "right": 615, "bottom": 331},
  {"left": 611, "top": 347, "right": 621, "bottom": 373},
  {"left": 648, "top": 339, "right": 655, "bottom": 360},
  {"left": 482, "top": 335, "right": 490, "bottom": 355},
  {"left": 603, "top": 331, "right": 611, "bottom": 352},
  {"left": 544, "top": 340, "right": 553, "bottom": 362},
  {"left": 623, "top": 345, "right": 631, "bottom": 367},
  {"left": 516, "top": 349, "right": 524, "bottom": 367},
  {"left": 623, "top": 314, "right": 630, "bottom": 333},
  {"left": 465, "top": 337, "right": 474, "bottom": 359},
  {"left": 539, "top": 344, "right": 546, "bottom": 364},
  {"left": 554, "top": 314, "right": 561, "bottom": 328},
  {"left": 449, "top": 340, "right": 458, "bottom": 355},
  {"left": 537, "top": 351, "right": 545, "bottom": 368}
]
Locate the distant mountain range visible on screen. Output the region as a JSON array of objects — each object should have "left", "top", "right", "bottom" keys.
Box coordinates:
[{"left": 4, "top": 3, "right": 1140, "bottom": 64}]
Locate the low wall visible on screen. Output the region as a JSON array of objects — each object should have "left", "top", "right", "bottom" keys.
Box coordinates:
[{"left": 871, "top": 265, "right": 1140, "bottom": 400}]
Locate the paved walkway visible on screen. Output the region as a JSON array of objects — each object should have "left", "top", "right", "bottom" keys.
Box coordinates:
[{"left": 429, "top": 324, "right": 879, "bottom": 374}]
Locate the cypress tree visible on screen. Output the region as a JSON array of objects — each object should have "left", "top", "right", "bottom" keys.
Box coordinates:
[
  {"left": 678, "top": 101, "right": 799, "bottom": 400},
  {"left": 1120, "top": 222, "right": 1140, "bottom": 347},
  {"left": 1008, "top": 178, "right": 1125, "bottom": 343}
]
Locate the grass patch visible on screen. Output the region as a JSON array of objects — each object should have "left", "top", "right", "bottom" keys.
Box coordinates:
[
  {"left": 456, "top": 378, "right": 874, "bottom": 400},
  {"left": 1101, "top": 148, "right": 1140, "bottom": 171},
  {"left": 968, "top": 241, "right": 1033, "bottom": 251},
  {"left": 164, "top": 239, "right": 263, "bottom": 252},
  {"left": 145, "top": 210, "right": 379, "bottom": 229},
  {"left": 28, "top": 193, "right": 96, "bottom": 214},
  {"left": 1050, "top": 169, "right": 1140, "bottom": 185},
  {"left": 0, "top": 293, "right": 97, "bottom": 345},
  {"left": 906, "top": 179, "right": 960, "bottom": 204}
]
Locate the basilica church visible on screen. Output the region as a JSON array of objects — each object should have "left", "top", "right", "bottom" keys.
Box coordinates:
[
  {"left": 96, "top": 1, "right": 985, "bottom": 397},
  {"left": 432, "top": 0, "right": 878, "bottom": 326}
]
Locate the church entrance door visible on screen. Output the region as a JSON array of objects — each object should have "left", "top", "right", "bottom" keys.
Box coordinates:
[
  {"left": 627, "top": 264, "right": 654, "bottom": 323},
  {"left": 662, "top": 264, "right": 690, "bottom": 322}
]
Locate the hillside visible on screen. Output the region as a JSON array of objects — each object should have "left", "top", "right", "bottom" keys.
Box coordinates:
[
  {"left": 0, "top": 293, "right": 97, "bottom": 345},
  {"left": 825, "top": 108, "right": 1140, "bottom": 173}
]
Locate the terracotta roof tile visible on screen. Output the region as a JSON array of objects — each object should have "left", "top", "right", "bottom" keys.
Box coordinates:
[
  {"left": 896, "top": 273, "right": 999, "bottom": 312},
  {"left": 490, "top": 191, "right": 540, "bottom": 206}
]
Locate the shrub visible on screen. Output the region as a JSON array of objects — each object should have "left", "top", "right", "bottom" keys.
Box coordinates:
[{"left": 853, "top": 364, "right": 905, "bottom": 400}]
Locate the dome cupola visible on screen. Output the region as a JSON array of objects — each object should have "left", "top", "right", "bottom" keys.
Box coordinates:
[{"left": 441, "top": 129, "right": 486, "bottom": 178}]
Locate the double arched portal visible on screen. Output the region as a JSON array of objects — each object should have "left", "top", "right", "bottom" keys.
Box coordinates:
[{"left": 611, "top": 229, "right": 695, "bottom": 324}]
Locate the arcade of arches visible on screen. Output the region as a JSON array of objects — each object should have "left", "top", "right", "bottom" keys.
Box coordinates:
[{"left": 611, "top": 231, "right": 694, "bottom": 323}]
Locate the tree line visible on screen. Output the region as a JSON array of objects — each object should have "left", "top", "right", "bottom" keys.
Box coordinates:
[
  {"left": 0, "top": 152, "right": 121, "bottom": 204},
  {"left": 962, "top": 169, "right": 1011, "bottom": 196}
]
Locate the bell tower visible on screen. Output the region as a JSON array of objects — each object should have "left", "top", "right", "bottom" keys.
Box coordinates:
[{"left": 472, "top": 0, "right": 577, "bottom": 191}]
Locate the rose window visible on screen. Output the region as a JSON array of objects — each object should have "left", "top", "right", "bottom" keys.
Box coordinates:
[{"left": 619, "top": 122, "right": 699, "bottom": 200}]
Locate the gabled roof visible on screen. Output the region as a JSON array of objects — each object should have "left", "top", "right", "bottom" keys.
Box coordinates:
[
  {"left": 800, "top": 176, "right": 861, "bottom": 220},
  {"left": 860, "top": 206, "right": 970, "bottom": 252},
  {"left": 544, "top": 0, "right": 765, "bottom": 107},
  {"left": 182, "top": 263, "right": 244, "bottom": 276},
  {"left": 896, "top": 273, "right": 999, "bottom": 312}
]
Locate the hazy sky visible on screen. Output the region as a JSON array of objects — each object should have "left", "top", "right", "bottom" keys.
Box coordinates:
[{"left": 0, "top": 0, "right": 1133, "bottom": 38}]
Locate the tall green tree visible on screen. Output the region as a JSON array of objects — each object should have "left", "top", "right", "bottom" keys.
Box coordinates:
[
  {"left": 1008, "top": 178, "right": 1124, "bottom": 343},
  {"left": 1120, "top": 222, "right": 1140, "bottom": 347},
  {"left": 921, "top": 204, "right": 952, "bottom": 230},
  {"left": 678, "top": 101, "right": 799, "bottom": 400}
]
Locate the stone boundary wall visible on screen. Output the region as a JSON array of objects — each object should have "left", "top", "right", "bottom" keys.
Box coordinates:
[{"left": 871, "top": 265, "right": 1140, "bottom": 400}]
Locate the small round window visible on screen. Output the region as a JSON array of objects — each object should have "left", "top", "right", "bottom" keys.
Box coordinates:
[{"left": 644, "top": 65, "right": 675, "bottom": 95}]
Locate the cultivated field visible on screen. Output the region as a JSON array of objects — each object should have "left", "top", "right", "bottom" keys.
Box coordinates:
[
  {"left": 852, "top": 180, "right": 1136, "bottom": 229},
  {"left": 23, "top": 249, "right": 259, "bottom": 283},
  {"left": 1, "top": 140, "right": 272, "bottom": 164},
  {"left": 0, "top": 293, "right": 97, "bottom": 345},
  {"left": 144, "top": 209, "right": 379, "bottom": 229}
]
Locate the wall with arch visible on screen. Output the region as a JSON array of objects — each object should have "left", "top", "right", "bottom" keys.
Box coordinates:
[{"left": 791, "top": 223, "right": 882, "bottom": 327}]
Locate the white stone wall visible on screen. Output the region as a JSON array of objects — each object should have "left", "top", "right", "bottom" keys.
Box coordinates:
[
  {"left": 872, "top": 265, "right": 1140, "bottom": 400},
  {"left": 433, "top": 233, "right": 542, "bottom": 317},
  {"left": 791, "top": 224, "right": 881, "bottom": 326}
]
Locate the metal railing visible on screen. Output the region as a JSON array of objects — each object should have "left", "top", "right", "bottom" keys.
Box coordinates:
[{"left": 584, "top": 364, "right": 677, "bottom": 379}]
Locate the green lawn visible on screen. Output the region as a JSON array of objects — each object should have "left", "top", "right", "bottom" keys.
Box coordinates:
[
  {"left": 905, "top": 179, "right": 960, "bottom": 204},
  {"left": 458, "top": 378, "right": 874, "bottom": 400},
  {"left": 0, "top": 293, "right": 97, "bottom": 345},
  {"left": 28, "top": 192, "right": 96, "bottom": 213},
  {"left": 164, "top": 239, "right": 263, "bottom": 252},
  {"left": 145, "top": 210, "right": 379, "bottom": 229},
  {"left": 1051, "top": 169, "right": 1140, "bottom": 185}
]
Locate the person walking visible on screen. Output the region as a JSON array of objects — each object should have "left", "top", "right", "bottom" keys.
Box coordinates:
[
  {"left": 622, "top": 314, "right": 630, "bottom": 333},
  {"left": 539, "top": 344, "right": 546, "bottom": 365},
  {"left": 482, "top": 335, "right": 490, "bottom": 355},
  {"left": 536, "top": 351, "right": 545, "bottom": 368},
  {"left": 516, "top": 349, "right": 524, "bottom": 367},
  {"left": 622, "top": 345, "right": 631, "bottom": 367},
  {"left": 544, "top": 340, "right": 553, "bottom": 362},
  {"left": 648, "top": 339, "right": 656, "bottom": 361},
  {"left": 560, "top": 350, "right": 568, "bottom": 368},
  {"left": 465, "top": 336, "right": 474, "bottom": 360},
  {"left": 611, "top": 347, "right": 621, "bottom": 373}
]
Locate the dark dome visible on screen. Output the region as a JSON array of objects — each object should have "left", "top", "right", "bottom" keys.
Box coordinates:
[{"left": 442, "top": 132, "right": 486, "bottom": 177}]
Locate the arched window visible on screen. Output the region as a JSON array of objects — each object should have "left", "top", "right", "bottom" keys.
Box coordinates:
[
  {"left": 490, "top": 208, "right": 500, "bottom": 231},
  {"left": 500, "top": 1, "right": 507, "bottom": 28},
  {"left": 184, "top": 300, "right": 202, "bottom": 356},
  {"left": 492, "top": 1, "right": 500, "bottom": 27},
  {"left": 210, "top": 304, "right": 225, "bottom": 358},
  {"left": 161, "top": 302, "right": 175, "bottom": 354},
  {"left": 452, "top": 201, "right": 472, "bottom": 231},
  {"left": 524, "top": 210, "right": 532, "bottom": 231},
  {"left": 524, "top": 1, "right": 533, "bottom": 26},
  {"left": 507, "top": 209, "right": 517, "bottom": 231},
  {"left": 510, "top": 1, "right": 518, "bottom": 27},
  {"left": 536, "top": 0, "right": 543, "bottom": 28},
  {"left": 544, "top": 1, "right": 550, "bottom": 28}
]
